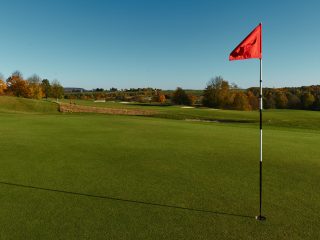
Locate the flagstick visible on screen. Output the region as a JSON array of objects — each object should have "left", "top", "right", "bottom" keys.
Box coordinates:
[{"left": 256, "top": 58, "right": 266, "bottom": 221}]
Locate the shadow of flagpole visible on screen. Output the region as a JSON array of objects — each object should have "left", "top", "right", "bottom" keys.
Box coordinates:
[{"left": 0, "top": 181, "right": 254, "bottom": 219}]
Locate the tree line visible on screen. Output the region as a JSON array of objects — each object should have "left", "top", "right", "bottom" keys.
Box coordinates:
[
  {"left": 1, "top": 71, "right": 319, "bottom": 110},
  {"left": 0, "top": 71, "right": 64, "bottom": 100},
  {"left": 201, "top": 76, "right": 320, "bottom": 110}
]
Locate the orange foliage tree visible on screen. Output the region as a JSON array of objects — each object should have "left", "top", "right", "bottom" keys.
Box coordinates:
[
  {"left": 247, "top": 91, "right": 259, "bottom": 110},
  {"left": 6, "top": 72, "right": 31, "bottom": 98},
  {"left": 0, "top": 79, "right": 7, "bottom": 95},
  {"left": 27, "top": 75, "right": 44, "bottom": 99},
  {"left": 233, "top": 92, "right": 251, "bottom": 110}
]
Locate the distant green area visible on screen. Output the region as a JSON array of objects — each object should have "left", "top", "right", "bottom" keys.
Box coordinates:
[
  {"left": 61, "top": 99, "right": 320, "bottom": 131},
  {"left": 0, "top": 97, "right": 319, "bottom": 239}
]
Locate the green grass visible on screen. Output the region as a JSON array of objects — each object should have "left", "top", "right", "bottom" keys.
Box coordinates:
[
  {"left": 62, "top": 99, "right": 320, "bottom": 130},
  {"left": 0, "top": 97, "right": 319, "bottom": 239},
  {"left": 0, "top": 96, "right": 58, "bottom": 114}
]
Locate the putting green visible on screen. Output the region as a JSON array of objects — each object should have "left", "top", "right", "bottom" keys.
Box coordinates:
[{"left": 0, "top": 97, "right": 319, "bottom": 239}]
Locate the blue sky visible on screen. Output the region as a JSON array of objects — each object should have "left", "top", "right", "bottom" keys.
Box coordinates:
[{"left": 0, "top": 0, "right": 319, "bottom": 89}]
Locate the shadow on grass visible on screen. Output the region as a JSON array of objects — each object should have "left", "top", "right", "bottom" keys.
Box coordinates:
[
  {"left": 0, "top": 181, "right": 253, "bottom": 219},
  {"left": 129, "top": 103, "right": 173, "bottom": 107},
  {"left": 149, "top": 114, "right": 257, "bottom": 123}
]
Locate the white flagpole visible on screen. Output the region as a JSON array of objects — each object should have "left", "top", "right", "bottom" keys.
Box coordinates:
[{"left": 256, "top": 58, "right": 266, "bottom": 221}]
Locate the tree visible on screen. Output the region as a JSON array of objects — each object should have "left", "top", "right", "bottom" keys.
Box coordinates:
[
  {"left": 263, "top": 92, "right": 276, "bottom": 109},
  {"left": 247, "top": 91, "right": 259, "bottom": 110},
  {"left": 287, "top": 92, "right": 301, "bottom": 109},
  {"left": 0, "top": 74, "right": 7, "bottom": 95},
  {"left": 6, "top": 72, "right": 30, "bottom": 98},
  {"left": 152, "top": 92, "right": 166, "bottom": 104},
  {"left": 188, "top": 94, "right": 197, "bottom": 106},
  {"left": 301, "top": 92, "right": 315, "bottom": 109},
  {"left": 233, "top": 92, "right": 251, "bottom": 110},
  {"left": 202, "top": 76, "right": 230, "bottom": 108},
  {"left": 172, "top": 87, "right": 191, "bottom": 105},
  {"left": 158, "top": 94, "right": 166, "bottom": 104},
  {"left": 27, "top": 74, "right": 44, "bottom": 99},
  {"left": 275, "top": 91, "right": 288, "bottom": 109},
  {"left": 51, "top": 80, "right": 64, "bottom": 100},
  {"left": 109, "top": 87, "right": 118, "bottom": 92},
  {"left": 41, "top": 79, "right": 51, "bottom": 99},
  {"left": 313, "top": 94, "right": 320, "bottom": 110},
  {"left": 12, "top": 70, "right": 23, "bottom": 78},
  {"left": 0, "top": 80, "right": 6, "bottom": 95}
]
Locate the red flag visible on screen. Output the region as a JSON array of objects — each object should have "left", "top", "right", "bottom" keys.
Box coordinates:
[{"left": 229, "top": 23, "right": 262, "bottom": 61}]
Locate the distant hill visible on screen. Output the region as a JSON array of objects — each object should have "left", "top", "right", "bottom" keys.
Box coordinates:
[{"left": 0, "top": 96, "right": 59, "bottom": 113}]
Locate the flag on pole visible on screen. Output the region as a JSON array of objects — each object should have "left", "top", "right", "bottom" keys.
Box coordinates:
[
  {"left": 229, "top": 23, "right": 266, "bottom": 221},
  {"left": 229, "top": 23, "right": 262, "bottom": 61}
]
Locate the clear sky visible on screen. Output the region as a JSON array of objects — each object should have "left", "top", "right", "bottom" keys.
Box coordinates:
[{"left": 1, "top": 0, "right": 319, "bottom": 90}]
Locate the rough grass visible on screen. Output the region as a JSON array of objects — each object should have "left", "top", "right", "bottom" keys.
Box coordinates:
[{"left": 0, "top": 97, "right": 319, "bottom": 239}]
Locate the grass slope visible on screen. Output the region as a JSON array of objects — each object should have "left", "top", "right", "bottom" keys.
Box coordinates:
[
  {"left": 0, "top": 109, "right": 319, "bottom": 239},
  {"left": 0, "top": 96, "right": 58, "bottom": 113}
]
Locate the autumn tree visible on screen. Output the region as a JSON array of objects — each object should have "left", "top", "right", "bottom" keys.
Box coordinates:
[
  {"left": 233, "top": 91, "right": 251, "bottom": 110},
  {"left": 202, "top": 76, "right": 230, "bottom": 108},
  {"left": 12, "top": 71, "right": 23, "bottom": 78},
  {"left": 0, "top": 74, "right": 7, "bottom": 95},
  {"left": 247, "top": 90, "right": 259, "bottom": 110},
  {"left": 27, "top": 74, "right": 44, "bottom": 99},
  {"left": 263, "top": 92, "right": 276, "bottom": 109},
  {"left": 172, "top": 87, "right": 191, "bottom": 105},
  {"left": 152, "top": 91, "right": 166, "bottom": 104},
  {"left": 275, "top": 91, "right": 288, "bottom": 109},
  {"left": 287, "top": 92, "right": 301, "bottom": 109},
  {"left": 301, "top": 92, "right": 315, "bottom": 109},
  {"left": 158, "top": 94, "right": 166, "bottom": 104},
  {"left": 6, "top": 71, "right": 30, "bottom": 97},
  {"left": 188, "top": 94, "right": 197, "bottom": 106}
]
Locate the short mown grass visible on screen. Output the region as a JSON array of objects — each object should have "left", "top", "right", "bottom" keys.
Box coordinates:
[{"left": 0, "top": 97, "right": 319, "bottom": 239}]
